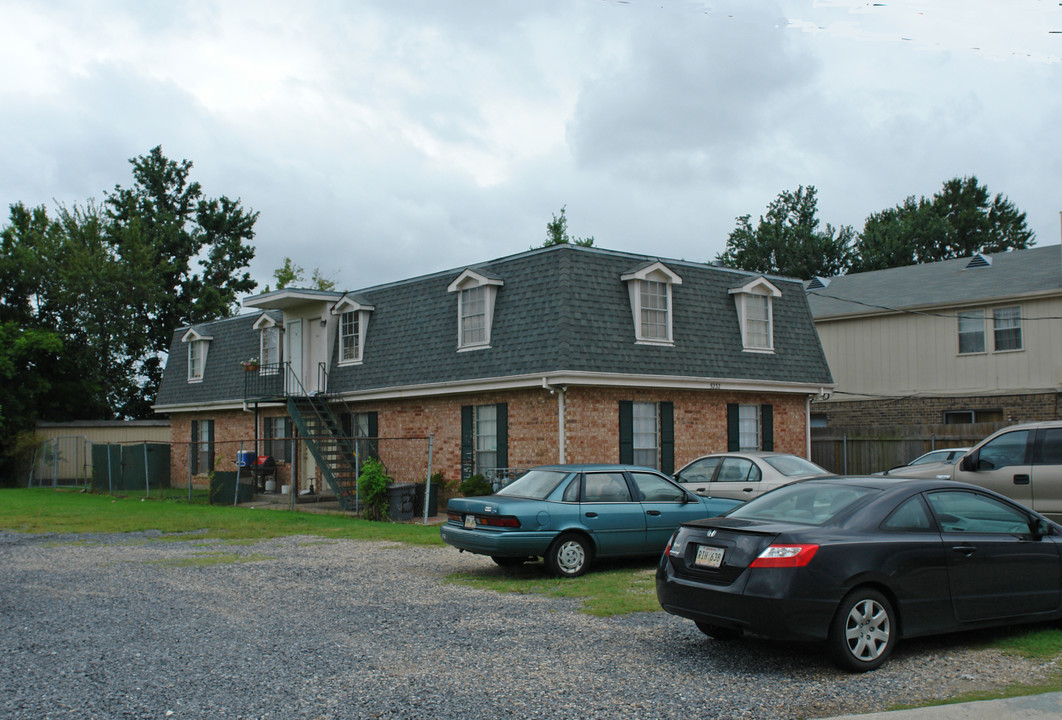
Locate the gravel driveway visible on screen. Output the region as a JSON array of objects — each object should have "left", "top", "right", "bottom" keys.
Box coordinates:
[{"left": 1, "top": 530, "right": 1056, "bottom": 720}]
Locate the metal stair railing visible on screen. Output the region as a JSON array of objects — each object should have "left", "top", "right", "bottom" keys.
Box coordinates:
[{"left": 284, "top": 365, "right": 361, "bottom": 512}]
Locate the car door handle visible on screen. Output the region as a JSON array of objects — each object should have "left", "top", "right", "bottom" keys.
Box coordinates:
[
  {"left": 951, "top": 544, "right": 977, "bottom": 557},
  {"left": 742, "top": 488, "right": 755, "bottom": 493},
  {"left": 646, "top": 510, "right": 661, "bottom": 516},
  {"left": 695, "top": 488, "right": 707, "bottom": 494},
  {"left": 1014, "top": 474, "right": 1031, "bottom": 485},
  {"left": 585, "top": 512, "right": 598, "bottom": 518}
]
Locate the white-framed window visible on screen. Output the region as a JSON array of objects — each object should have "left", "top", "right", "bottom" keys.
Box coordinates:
[
  {"left": 993, "top": 306, "right": 1022, "bottom": 352},
  {"left": 632, "top": 401, "right": 658, "bottom": 468},
  {"left": 461, "top": 286, "right": 487, "bottom": 346},
  {"left": 264, "top": 417, "right": 292, "bottom": 462},
  {"left": 738, "top": 404, "right": 760, "bottom": 451},
  {"left": 181, "top": 328, "right": 212, "bottom": 383},
  {"left": 957, "top": 310, "right": 985, "bottom": 354},
  {"left": 447, "top": 269, "right": 503, "bottom": 351},
  {"left": 621, "top": 262, "right": 683, "bottom": 345},
  {"left": 331, "top": 295, "right": 374, "bottom": 365},
  {"left": 190, "top": 419, "right": 214, "bottom": 474},
  {"left": 188, "top": 340, "right": 206, "bottom": 381},
  {"left": 260, "top": 326, "right": 280, "bottom": 371},
  {"left": 729, "top": 277, "right": 780, "bottom": 352},
  {"left": 341, "top": 311, "right": 360, "bottom": 362},
  {"left": 475, "top": 404, "right": 498, "bottom": 473}
]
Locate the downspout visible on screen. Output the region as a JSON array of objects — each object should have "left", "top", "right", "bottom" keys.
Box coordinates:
[
  {"left": 805, "top": 395, "right": 812, "bottom": 459},
  {"left": 542, "top": 378, "right": 567, "bottom": 464}
]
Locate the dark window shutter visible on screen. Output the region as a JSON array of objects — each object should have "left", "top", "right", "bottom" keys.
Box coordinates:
[
  {"left": 340, "top": 412, "right": 352, "bottom": 440},
  {"left": 727, "top": 404, "right": 739, "bottom": 451},
  {"left": 618, "top": 401, "right": 633, "bottom": 464},
  {"left": 461, "top": 405, "right": 474, "bottom": 479},
  {"left": 660, "top": 402, "right": 674, "bottom": 475},
  {"left": 760, "top": 404, "right": 773, "bottom": 451},
  {"left": 367, "top": 411, "right": 379, "bottom": 461},
  {"left": 190, "top": 421, "right": 199, "bottom": 475},
  {"left": 495, "top": 403, "right": 508, "bottom": 470}
]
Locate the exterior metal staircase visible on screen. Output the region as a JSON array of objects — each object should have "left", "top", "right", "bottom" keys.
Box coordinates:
[{"left": 286, "top": 393, "right": 360, "bottom": 511}]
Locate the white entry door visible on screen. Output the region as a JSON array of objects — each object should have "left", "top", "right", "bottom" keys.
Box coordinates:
[{"left": 286, "top": 319, "right": 303, "bottom": 395}]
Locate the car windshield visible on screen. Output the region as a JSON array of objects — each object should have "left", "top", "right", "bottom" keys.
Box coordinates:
[
  {"left": 495, "top": 469, "right": 570, "bottom": 499},
  {"left": 727, "top": 483, "right": 879, "bottom": 525},
  {"left": 909, "top": 451, "right": 948, "bottom": 465},
  {"left": 762, "top": 455, "right": 829, "bottom": 476}
]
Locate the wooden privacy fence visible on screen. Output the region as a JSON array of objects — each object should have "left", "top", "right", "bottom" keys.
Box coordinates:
[{"left": 810, "top": 422, "right": 1007, "bottom": 475}]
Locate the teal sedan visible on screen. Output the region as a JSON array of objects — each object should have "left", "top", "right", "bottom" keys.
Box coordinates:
[{"left": 441, "top": 464, "right": 741, "bottom": 577}]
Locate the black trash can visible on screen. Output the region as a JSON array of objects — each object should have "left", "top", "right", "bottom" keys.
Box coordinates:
[
  {"left": 413, "top": 482, "right": 440, "bottom": 518},
  {"left": 386, "top": 483, "right": 416, "bottom": 521},
  {"left": 209, "top": 471, "right": 254, "bottom": 505}
]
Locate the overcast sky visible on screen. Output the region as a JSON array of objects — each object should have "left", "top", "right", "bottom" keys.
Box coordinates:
[{"left": 2, "top": 0, "right": 1059, "bottom": 299}]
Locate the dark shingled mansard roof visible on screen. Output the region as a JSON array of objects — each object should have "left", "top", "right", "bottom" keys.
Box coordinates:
[{"left": 155, "top": 245, "right": 832, "bottom": 409}]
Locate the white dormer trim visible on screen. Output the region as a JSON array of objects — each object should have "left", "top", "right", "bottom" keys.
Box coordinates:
[
  {"left": 181, "top": 328, "right": 212, "bottom": 383},
  {"left": 331, "top": 295, "right": 375, "bottom": 365},
  {"left": 447, "top": 270, "right": 503, "bottom": 351},
  {"left": 252, "top": 313, "right": 278, "bottom": 330},
  {"left": 621, "top": 262, "right": 683, "bottom": 346},
  {"left": 729, "top": 277, "right": 781, "bottom": 352}
]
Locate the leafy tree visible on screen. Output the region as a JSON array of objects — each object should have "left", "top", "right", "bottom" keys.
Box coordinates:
[
  {"left": 541, "top": 205, "right": 594, "bottom": 247},
  {"left": 103, "top": 146, "right": 258, "bottom": 416},
  {"left": 264, "top": 257, "right": 336, "bottom": 292},
  {"left": 850, "top": 176, "right": 1034, "bottom": 272},
  {"left": 716, "top": 186, "right": 853, "bottom": 280}
]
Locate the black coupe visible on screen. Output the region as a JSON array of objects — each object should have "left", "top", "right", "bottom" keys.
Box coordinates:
[{"left": 656, "top": 476, "right": 1062, "bottom": 671}]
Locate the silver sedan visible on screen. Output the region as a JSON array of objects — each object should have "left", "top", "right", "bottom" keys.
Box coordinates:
[{"left": 673, "top": 452, "right": 833, "bottom": 501}]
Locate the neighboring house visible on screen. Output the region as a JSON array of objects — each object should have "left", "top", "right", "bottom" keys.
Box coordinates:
[
  {"left": 806, "top": 245, "right": 1062, "bottom": 428},
  {"left": 154, "top": 244, "right": 833, "bottom": 506}
]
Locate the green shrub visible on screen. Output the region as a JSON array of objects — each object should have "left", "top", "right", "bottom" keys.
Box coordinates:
[
  {"left": 358, "top": 459, "right": 392, "bottom": 521},
  {"left": 458, "top": 474, "right": 493, "bottom": 497}
]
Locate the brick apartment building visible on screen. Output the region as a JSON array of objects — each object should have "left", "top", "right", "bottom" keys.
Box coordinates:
[{"left": 153, "top": 244, "right": 833, "bottom": 498}]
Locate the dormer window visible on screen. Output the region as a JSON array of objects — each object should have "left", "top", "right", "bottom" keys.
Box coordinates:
[
  {"left": 730, "top": 277, "right": 781, "bottom": 352},
  {"left": 253, "top": 314, "right": 281, "bottom": 373},
  {"left": 331, "top": 294, "right": 374, "bottom": 365},
  {"left": 341, "top": 311, "right": 360, "bottom": 361},
  {"left": 447, "top": 269, "right": 503, "bottom": 351},
  {"left": 621, "top": 262, "right": 683, "bottom": 345},
  {"left": 181, "top": 328, "right": 212, "bottom": 382}
]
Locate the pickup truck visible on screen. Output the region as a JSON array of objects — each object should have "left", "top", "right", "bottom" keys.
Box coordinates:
[{"left": 886, "top": 421, "right": 1062, "bottom": 523}]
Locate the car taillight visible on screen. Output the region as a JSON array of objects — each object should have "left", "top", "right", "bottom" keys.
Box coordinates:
[
  {"left": 473, "top": 515, "right": 521, "bottom": 528},
  {"left": 447, "top": 512, "right": 462, "bottom": 523},
  {"left": 663, "top": 530, "right": 679, "bottom": 557},
  {"left": 750, "top": 544, "right": 819, "bottom": 568}
]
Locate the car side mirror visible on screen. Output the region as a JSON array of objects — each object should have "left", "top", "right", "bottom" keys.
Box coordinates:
[
  {"left": 1032, "top": 518, "right": 1051, "bottom": 539},
  {"left": 959, "top": 453, "right": 977, "bottom": 472}
]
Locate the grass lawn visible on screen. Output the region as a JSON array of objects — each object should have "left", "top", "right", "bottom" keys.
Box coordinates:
[{"left": 0, "top": 487, "right": 442, "bottom": 544}]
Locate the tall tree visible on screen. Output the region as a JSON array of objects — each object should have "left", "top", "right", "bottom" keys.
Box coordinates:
[
  {"left": 850, "top": 176, "right": 1035, "bottom": 272},
  {"left": 716, "top": 186, "right": 853, "bottom": 280},
  {"left": 103, "top": 146, "right": 258, "bottom": 417},
  {"left": 264, "top": 257, "right": 336, "bottom": 291},
  {"left": 540, "top": 205, "right": 594, "bottom": 247}
]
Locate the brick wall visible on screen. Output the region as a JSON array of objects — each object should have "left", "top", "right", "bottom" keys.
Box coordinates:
[
  {"left": 814, "top": 392, "right": 1062, "bottom": 428},
  {"left": 166, "top": 386, "right": 812, "bottom": 488}
]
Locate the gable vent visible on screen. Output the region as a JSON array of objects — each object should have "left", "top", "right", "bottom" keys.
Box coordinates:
[
  {"left": 965, "top": 253, "right": 992, "bottom": 269},
  {"left": 806, "top": 276, "right": 830, "bottom": 290}
]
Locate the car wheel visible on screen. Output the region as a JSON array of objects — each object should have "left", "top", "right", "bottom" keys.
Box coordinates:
[
  {"left": 545, "top": 533, "right": 592, "bottom": 578},
  {"left": 491, "top": 556, "right": 527, "bottom": 567},
  {"left": 695, "top": 621, "right": 742, "bottom": 641},
  {"left": 828, "top": 588, "right": 896, "bottom": 672}
]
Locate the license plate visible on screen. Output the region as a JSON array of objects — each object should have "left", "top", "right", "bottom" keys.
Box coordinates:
[
  {"left": 695, "top": 545, "right": 724, "bottom": 569},
  {"left": 464, "top": 515, "right": 477, "bottom": 529}
]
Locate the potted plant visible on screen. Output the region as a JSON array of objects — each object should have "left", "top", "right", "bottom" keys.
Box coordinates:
[{"left": 241, "top": 357, "right": 259, "bottom": 372}]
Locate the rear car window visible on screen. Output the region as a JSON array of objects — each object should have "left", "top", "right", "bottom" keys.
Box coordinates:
[
  {"left": 496, "top": 470, "right": 569, "bottom": 499},
  {"left": 728, "top": 483, "right": 879, "bottom": 525}
]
